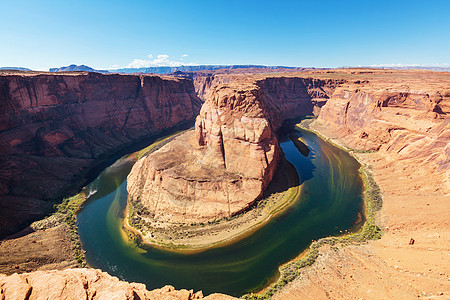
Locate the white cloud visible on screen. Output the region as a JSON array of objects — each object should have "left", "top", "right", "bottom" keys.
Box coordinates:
[{"left": 125, "top": 54, "right": 197, "bottom": 68}]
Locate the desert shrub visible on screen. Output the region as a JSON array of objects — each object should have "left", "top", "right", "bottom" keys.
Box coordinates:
[{"left": 54, "top": 194, "right": 88, "bottom": 267}]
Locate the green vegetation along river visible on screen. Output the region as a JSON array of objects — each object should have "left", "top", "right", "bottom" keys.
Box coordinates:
[{"left": 76, "top": 126, "right": 364, "bottom": 297}]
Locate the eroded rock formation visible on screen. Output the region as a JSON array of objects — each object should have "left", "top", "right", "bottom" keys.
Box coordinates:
[
  {"left": 315, "top": 72, "right": 449, "bottom": 192},
  {"left": 127, "top": 84, "right": 280, "bottom": 224},
  {"left": 0, "top": 268, "right": 236, "bottom": 300},
  {"left": 0, "top": 71, "right": 202, "bottom": 238},
  {"left": 127, "top": 77, "right": 341, "bottom": 224}
]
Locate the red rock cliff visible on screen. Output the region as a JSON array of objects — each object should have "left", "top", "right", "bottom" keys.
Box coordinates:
[
  {"left": 0, "top": 71, "right": 202, "bottom": 238},
  {"left": 315, "top": 70, "right": 449, "bottom": 193}
]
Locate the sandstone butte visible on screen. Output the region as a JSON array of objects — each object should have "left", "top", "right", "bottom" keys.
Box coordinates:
[
  {"left": 0, "top": 68, "right": 449, "bottom": 299},
  {"left": 127, "top": 76, "right": 341, "bottom": 224}
]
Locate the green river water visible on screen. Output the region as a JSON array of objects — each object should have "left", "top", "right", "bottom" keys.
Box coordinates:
[{"left": 77, "top": 127, "right": 364, "bottom": 297}]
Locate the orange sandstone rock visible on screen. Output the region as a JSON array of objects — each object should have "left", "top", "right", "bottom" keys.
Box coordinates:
[
  {"left": 316, "top": 79, "right": 449, "bottom": 193},
  {"left": 0, "top": 268, "right": 236, "bottom": 300}
]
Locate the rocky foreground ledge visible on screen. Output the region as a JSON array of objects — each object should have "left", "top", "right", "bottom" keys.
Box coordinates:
[{"left": 0, "top": 268, "right": 236, "bottom": 300}]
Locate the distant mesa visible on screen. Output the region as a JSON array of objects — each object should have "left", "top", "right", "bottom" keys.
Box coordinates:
[
  {"left": 3, "top": 64, "right": 449, "bottom": 75},
  {"left": 47, "top": 64, "right": 306, "bottom": 75},
  {"left": 47, "top": 64, "right": 450, "bottom": 76},
  {"left": 376, "top": 66, "right": 450, "bottom": 72},
  {"left": 0, "top": 67, "right": 32, "bottom": 71},
  {"left": 48, "top": 64, "right": 109, "bottom": 73},
  {"left": 113, "top": 65, "right": 302, "bottom": 74}
]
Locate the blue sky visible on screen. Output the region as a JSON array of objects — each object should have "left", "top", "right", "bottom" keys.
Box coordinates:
[{"left": 1, "top": 0, "right": 449, "bottom": 70}]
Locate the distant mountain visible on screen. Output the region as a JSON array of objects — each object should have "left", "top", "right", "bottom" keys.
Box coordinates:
[
  {"left": 49, "top": 64, "right": 109, "bottom": 73},
  {"left": 0, "top": 67, "right": 32, "bottom": 71},
  {"left": 346, "top": 66, "right": 450, "bottom": 73},
  {"left": 45, "top": 65, "right": 298, "bottom": 74},
  {"left": 379, "top": 66, "right": 450, "bottom": 72},
  {"left": 47, "top": 64, "right": 301, "bottom": 75},
  {"left": 113, "top": 65, "right": 299, "bottom": 74}
]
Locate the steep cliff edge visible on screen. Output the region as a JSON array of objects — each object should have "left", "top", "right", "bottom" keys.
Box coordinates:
[
  {"left": 0, "top": 268, "right": 236, "bottom": 300},
  {"left": 0, "top": 71, "right": 202, "bottom": 238},
  {"left": 315, "top": 73, "right": 449, "bottom": 192},
  {"left": 127, "top": 77, "right": 341, "bottom": 225}
]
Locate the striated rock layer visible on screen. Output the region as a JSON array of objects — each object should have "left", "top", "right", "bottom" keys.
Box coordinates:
[
  {"left": 127, "top": 77, "right": 341, "bottom": 224},
  {"left": 0, "top": 268, "right": 236, "bottom": 300},
  {"left": 174, "top": 66, "right": 313, "bottom": 100},
  {"left": 314, "top": 71, "right": 449, "bottom": 193},
  {"left": 0, "top": 71, "right": 202, "bottom": 238}
]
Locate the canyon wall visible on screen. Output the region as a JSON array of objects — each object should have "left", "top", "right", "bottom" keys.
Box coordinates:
[
  {"left": 316, "top": 80, "right": 449, "bottom": 192},
  {"left": 195, "top": 77, "right": 343, "bottom": 187},
  {"left": 181, "top": 67, "right": 313, "bottom": 100},
  {"left": 0, "top": 71, "right": 202, "bottom": 238},
  {"left": 127, "top": 77, "right": 342, "bottom": 224},
  {"left": 193, "top": 73, "right": 231, "bottom": 100}
]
